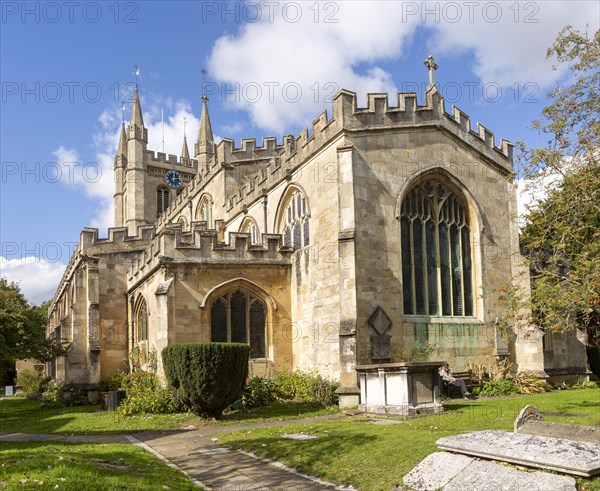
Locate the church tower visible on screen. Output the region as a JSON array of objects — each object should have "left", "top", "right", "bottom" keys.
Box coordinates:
[{"left": 113, "top": 88, "right": 150, "bottom": 235}]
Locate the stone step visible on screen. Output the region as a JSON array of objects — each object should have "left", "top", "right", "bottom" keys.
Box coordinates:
[
  {"left": 436, "top": 430, "right": 600, "bottom": 477},
  {"left": 404, "top": 452, "right": 576, "bottom": 491}
]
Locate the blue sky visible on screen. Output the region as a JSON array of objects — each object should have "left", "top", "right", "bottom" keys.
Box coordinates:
[{"left": 1, "top": 0, "right": 598, "bottom": 304}]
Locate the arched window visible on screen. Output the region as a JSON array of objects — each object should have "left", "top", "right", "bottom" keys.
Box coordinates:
[
  {"left": 177, "top": 215, "right": 189, "bottom": 232},
  {"left": 280, "top": 190, "right": 309, "bottom": 251},
  {"left": 157, "top": 187, "right": 170, "bottom": 217},
  {"left": 400, "top": 179, "right": 473, "bottom": 317},
  {"left": 240, "top": 218, "right": 259, "bottom": 245},
  {"left": 196, "top": 196, "right": 213, "bottom": 228},
  {"left": 210, "top": 289, "right": 266, "bottom": 359},
  {"left": 135, "top": 297, "right": 148, "bottom": 342}
]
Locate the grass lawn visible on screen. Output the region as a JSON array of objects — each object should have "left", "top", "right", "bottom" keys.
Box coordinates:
[
  {"left": 0, "top": 398, "right": 338, "bottom": 434},
  {"left": 0, "top": 441, "right": 197, "bottom": 490},
  {"left": 217, "top": 389, "right": 600, "bottom": 491}
]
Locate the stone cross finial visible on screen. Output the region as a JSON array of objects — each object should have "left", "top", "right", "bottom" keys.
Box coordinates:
[{"left": 424, "top": 55, "right": 438, "bottom": 86}]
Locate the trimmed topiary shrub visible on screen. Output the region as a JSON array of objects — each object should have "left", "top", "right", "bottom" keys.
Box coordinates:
[{"left": 162, "top": 343, "right": 249, "bottom": 419}]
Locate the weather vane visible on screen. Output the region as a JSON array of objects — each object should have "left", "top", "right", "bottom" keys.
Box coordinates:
[
  {"left": 201, "top": 66, "right": 208, "bottom": 100},
  {"left": 183, "top": 116, "right": 187, "bottom": 137},
  {"left": 133, "top": 65, "right": 141, "bottom": 88}
]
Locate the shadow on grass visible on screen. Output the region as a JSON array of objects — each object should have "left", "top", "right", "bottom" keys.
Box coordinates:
[
  {"left": 0, "top": 398, "right": 176, "bottom": 435},
  {"left": 221, "top": 401, "right": 335, "bottom": 422},
  {"left": 222, "top": 430, "right": 377, "bottom": 480},
  {"left": 0, "top": 441, "right": 197, "bottom": 490}
]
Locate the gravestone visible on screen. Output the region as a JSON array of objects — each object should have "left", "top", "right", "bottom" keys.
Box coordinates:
[
  {"left": 404, "top": 452, "right": 576, "bottom": 491},
  {"left": 437, "top": 430, "right": 600, "bottom": 477},
  {"left": 514, "top": 404, "right": 600, "bottom": 444},
  {"left": 513, "top": 404, "right": 543, "bottom": 432}
]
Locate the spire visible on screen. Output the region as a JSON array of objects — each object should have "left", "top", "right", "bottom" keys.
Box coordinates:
[
  {"left": 195, "top": 96, "right": 214, "bottom": 157},
  {"left": 117, "top": 121, "right": 127, "bottom": 156},
  {"left": 181, "top": 134, "right": 190, "bottom": 161},
  {"left": 130, "top": 88, "right": 144, "bottom": 128}
]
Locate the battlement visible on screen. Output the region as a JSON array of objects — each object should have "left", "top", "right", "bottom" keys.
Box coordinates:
[
  {"left": 127, "top": 223, "right": 292, "bottom": 286},
  {"left": 48, "top": 225, "right": 158, "bottom": 315},
  {"left": 215, "top": 136, "right": 285, "bottom": 164},
  {"left": 224, "top": 86, "right": 513, "bottom": 217},
  {"left": 145, "top": 150, "right": 198, "bottom": 169}
]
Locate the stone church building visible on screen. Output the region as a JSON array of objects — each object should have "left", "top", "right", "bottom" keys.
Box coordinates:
[{"left": 46, "top": 60, "right": 588, "bottom": 402}]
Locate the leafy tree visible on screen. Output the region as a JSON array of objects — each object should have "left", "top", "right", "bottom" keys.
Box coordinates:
[
  {"left": 501, "top": 26, "right": 600, "bottom": 343},
  {"left": 0, "top": 278, "right": 69, "bottom": 370}
]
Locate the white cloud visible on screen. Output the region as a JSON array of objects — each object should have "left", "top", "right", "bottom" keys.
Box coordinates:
[
  {"left": 207, "top": 0, "right": 598, "bottom": 132},
  {"left": 0, "top": 257, "right": 66, "bottom": 305},
  {"left": 207, "top": 1, "right": 418, "bottom": 132},
  {"left": 52, "top": 98, "right": 200, "bottom": 234},
  {"left": 428, "top": 1, "right": 598, "bottom": 87}
]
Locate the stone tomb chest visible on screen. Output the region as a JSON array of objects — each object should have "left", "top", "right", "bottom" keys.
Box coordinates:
[{"left": 356, "top": 362, "right": 444, "bottom": 416}]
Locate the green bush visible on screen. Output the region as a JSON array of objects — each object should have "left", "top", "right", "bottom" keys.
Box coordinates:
[
  {"left": 275, "top": 369, "right": 340, "bottom": 405},
  {"left": 16, "top": 369, "right": 49, "bottom": 399},
  {"left": 479, "top": 379, "right": 519, "bottom": 397},
  {"left": 40, "top": 379, "right": 64, "bottom": 407},
  {"left": 119, "top": 371, "right": 182, "bottom": 416},
  {"left": 162, "top": 343, "right": 249, "bottom": 419},
  {"left": 99, "top": 372, "right": 127, "bottom": 392},
  {"left": 241, "top": 376, "right": 279, "bottom": 409}
]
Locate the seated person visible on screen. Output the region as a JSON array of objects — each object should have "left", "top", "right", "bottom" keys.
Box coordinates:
[{"left": 439, "top": 363, "right": 473, "bottom": 399}]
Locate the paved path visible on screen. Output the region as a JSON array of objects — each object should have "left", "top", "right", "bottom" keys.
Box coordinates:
[{"left": 0, "top": 414, "right": 346, "bottom": 490}]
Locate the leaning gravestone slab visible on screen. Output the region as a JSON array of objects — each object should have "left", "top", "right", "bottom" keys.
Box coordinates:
[
  {"left": 437, "top": 430, "right": 600, "bottom": 477},
  {"left": 403, "top": 452, "right": 576, "bottom": 491},
  {"left": 518, "top": 419, "right": 600, "bottom": 445}
]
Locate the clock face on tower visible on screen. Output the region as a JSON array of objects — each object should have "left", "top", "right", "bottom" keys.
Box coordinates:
[{"left": 165, "top": 170, "right": 182, "bottom": 188}]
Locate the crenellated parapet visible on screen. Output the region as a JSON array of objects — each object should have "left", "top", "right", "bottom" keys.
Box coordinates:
[
  {"left": 48, "top": 225, "right": 157, "bottom": 318},
  {"left": 145, "top": 150, "right": 198, "bottom": 169},
  {"left": 127, "top": 222, "right": 292, "bottom": 287},
  {"left": 223, "top": 86, "right": 513, "bottom": 217}
]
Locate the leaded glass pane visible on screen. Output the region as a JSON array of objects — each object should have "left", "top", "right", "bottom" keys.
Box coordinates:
[
  {"left": 249, "top": 300, "right": 266, "bottom": 358},
  {"left": 303, "top": 219, "right": 310, "bottom": 246},
  {"left": 210, "top": 298, "right": 227, "bottom": 342},
  {"left": 284, "top": 228, "right": 291, "bottom": 247},
  {"left": 450, "top": 224, "right": 463, "bottom": 315},
  {"left": 462, "top": 226, "right": 473, "bottom": 316},
  {"left": 439, "top": 223, "right": 451, "bottom": 316},
  {"left": 426, "top": 220, "right": 438, "bottom": 315},
  {"left": 401, "top": 217, "right": 412, "bottom": 315},
  {"left": 293, "top": 223, "right": 301, "bottom": 251},
  {"left": 413, "top": 220, "right": 425, "bottom": 315},
  {"left": 230, "top": 290, "right": 247, "bottom": 343}
]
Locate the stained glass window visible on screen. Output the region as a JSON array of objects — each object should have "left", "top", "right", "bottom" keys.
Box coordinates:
[
  {"left": 210, "top": 289, "right": 266, "bottom": 358},
  {"left": 401, "top": 180, "right": 473, "bottom": 317}
]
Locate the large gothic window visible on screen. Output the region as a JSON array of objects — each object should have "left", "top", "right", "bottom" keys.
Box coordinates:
[
  {"left": 281, "top": 190, "right": 309, "bottom": 250},
  {"left": 196, "top": 196, "right": 213, "bottom": 228},
  {"left": 157, "top": 187, "right": 170, "bottom": 217},
  {"left": 400, "top": 179, "right": 473, "bottom": 317},
  {"left": 135, "top": 297, "right": 148, "bottom": 342},
  {"left": 210, "top": 289, "right": 266, "bottom": 358}
]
